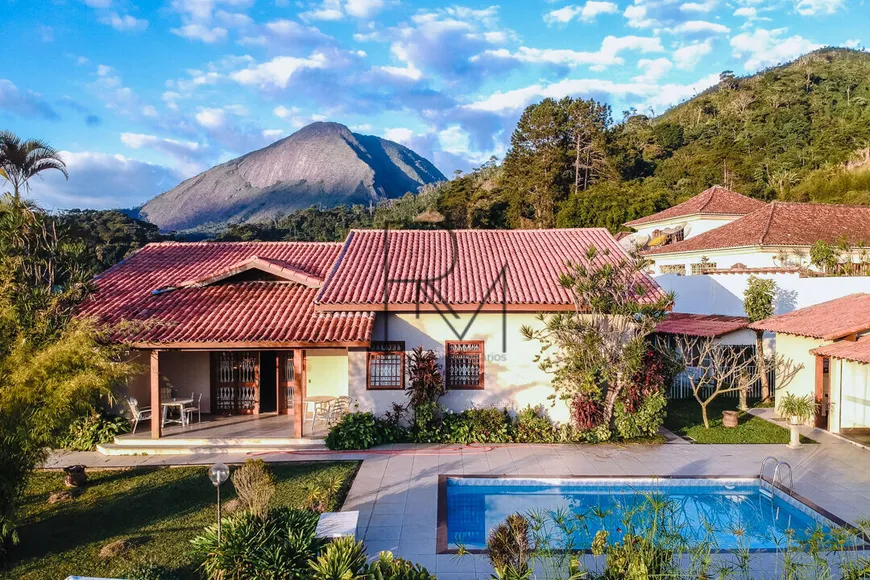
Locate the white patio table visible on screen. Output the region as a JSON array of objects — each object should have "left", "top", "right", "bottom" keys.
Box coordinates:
[{"left": 161, "top": 397, "right": 194, "bottom": 427}]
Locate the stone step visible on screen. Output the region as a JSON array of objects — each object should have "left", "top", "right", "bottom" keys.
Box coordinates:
[
  {"left": 97, "top": 442, "right": 329, "bottom": 456},
  {"left": 112, "top": 436, "right": 325, "bottom": 447}
]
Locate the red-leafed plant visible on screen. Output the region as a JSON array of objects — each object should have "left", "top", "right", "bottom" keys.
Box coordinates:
[
  {"left": 571, "top": 395, "right": 604, "bottom": 431},
  {"left": 623, "top": 349, "right": 668, "bottom": 413}
]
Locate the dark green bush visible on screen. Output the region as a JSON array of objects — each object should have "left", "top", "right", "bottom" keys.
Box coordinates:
[
  {"left": 444, "top": 407, "right": 512, "bottom": 444},
  {"left": 613, "top": 391, "right": 667, "bottom": 440},
  {"left": 325, "top": 412, "right": 396, "bottom": 450},
  {"left": 191, "top": 507, "right": 322, "bottom": 579},
  {"left": 487, "top": 513, "right": 532, "bottom": 580},
  {"left": 59, "top": 410, "right": 130, "bottom": 451},
  {"left": 513, "top": 405, "right": 558, "bottom": 443},
  {"left": 410, "top": 400, "right": 442, "bottom": 443},
  {"left": 366, "top": 551, "right": 436, "bottom": 579}
]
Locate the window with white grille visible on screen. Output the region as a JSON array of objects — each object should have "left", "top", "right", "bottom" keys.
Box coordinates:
[{"left": 446, "top": 341, "right": 485, "bottom": 390}]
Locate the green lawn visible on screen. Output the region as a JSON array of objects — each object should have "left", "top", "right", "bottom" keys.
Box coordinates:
[
  {"left": 2, "top": 461, "right": 360, "bottom": 580},
  {"left": 664, "top": 398, "right": 815, "bottom": 444}
]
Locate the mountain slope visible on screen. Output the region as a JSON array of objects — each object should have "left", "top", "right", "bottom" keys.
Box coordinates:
[{"left": 139, "top": 122, "right": 445, "bottom": 231}]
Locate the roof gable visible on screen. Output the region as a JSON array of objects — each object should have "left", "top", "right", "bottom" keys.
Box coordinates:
[
  {"left": 175, "top": 256, "right": 324, "bottom": 290},
  {"left": 748, "top": 294, "right": 870, "bottom": 340},
  {"left": 315, "top": 228, "right": 666, "bottom": 310},
  {"left": 625, "top": 186, "right": 765, "bottom": 228},
  {"left": 644, "top": 202, "right": 870, "bottom": 256}
]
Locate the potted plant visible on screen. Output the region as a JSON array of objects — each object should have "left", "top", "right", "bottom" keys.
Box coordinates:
[{"left": 778, "top": 393, "right": 817, "bottom": 449}]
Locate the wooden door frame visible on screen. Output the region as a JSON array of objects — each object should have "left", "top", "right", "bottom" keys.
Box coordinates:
[{"left": 814, "top": 354, "right": 828, "bottom": 429}]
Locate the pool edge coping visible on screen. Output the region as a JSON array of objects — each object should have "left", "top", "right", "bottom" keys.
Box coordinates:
[{"left": 435, "top": 474, "right": 870, "bottom": 555}]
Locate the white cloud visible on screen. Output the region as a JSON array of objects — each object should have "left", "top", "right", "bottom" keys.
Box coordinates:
[
  {"left": 734, "top": 7, "right": 757, "bottom": 17},
  {"left": 794, "top": 0, "right": 845, "bottom": 16},
  {"left": 230, "top": 53, "right": 329, "bottom": 90},
  {"left": 383, "top": 127, "right": 415, "bottom": 144},
  {"left": 345, "top": 0, "right": 385, "bottom": 19},
  {"left": 171, "top": 23, "right": 228, "bottom": 42},
  {"left": 670, "top": 20, "right": 729, "bottom": 35},
  {"left": 301, "top": 0, "right": 345, "bottom": 21},
  {"left": 731, "top": 27, "right": 821, "bottom": 70},
  {"left": 633, "top": 57, "right": 673, "bottom": 82},
  {"left": 273, "top": 105, "right": 300, "bottom": 119},
  {"left": 845, "top": 39, "right": 862, "bottom": 49},
  {"left": 543, "top": 1, "right": 618, "bottom": 25},
  {"left": 28, "top": 151, "right": 184, "bottom": 210},
  {"left": 120, "top": 132, "right": 207, "bottom": 175},
  {"left": 262, "top": 129, "right": 285, "bottom": 139},
  {"left": 98, "top": 12, "right": 148, "bottom": 31},
  {"left": 438, "top": 125, "right": 472, "bottom": 155},
  {"left": 673, "top": 39, "right": 713, "bottom": 69},
  {"left": 463, "top": 72, "right": 719, "bottom": 114},
  {"left": 194, "top": 107, "right": 227, "bottom": 129},
  {"left": 680, "top": 0, "right": 717, "bottom": 12},
  {"left": 475, "top": 35, "right": 663, "bottom": 70}
]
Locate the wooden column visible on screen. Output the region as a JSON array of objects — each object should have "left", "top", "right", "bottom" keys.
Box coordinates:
[
  {"left": 814, "top": 354, "right": 825, "bottom": 428},
  {"left": 150, "top": 349, "right": 162, "bottom": 439},
  {"left": 293, "top": 349, "right": 305, "bottom": 438}
]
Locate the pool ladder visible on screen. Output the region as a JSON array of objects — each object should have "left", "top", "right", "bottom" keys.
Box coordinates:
[{"left": 759, "top": 456, "right": 794, "bottom": 503}]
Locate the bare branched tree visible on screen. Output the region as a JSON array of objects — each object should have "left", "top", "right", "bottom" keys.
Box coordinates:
[{"left": 659, "top": 335, "right": 756, "bottom": 429}]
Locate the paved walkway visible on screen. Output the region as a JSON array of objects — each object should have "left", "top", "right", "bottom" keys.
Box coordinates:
[{"left": 44, "top": 418, "right": 870, "bottom": 579}]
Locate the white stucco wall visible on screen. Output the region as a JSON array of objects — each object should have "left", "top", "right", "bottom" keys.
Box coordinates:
[
  {"left": 633, "top": 216, "right": 739, "bottom": 241},
  {"left": 649, "top": 248, "right": 785, "bottom": 276},
  {"left": 348, "top": 312, "right": 569, "bottom": 423},
  {"left": 305, "top": 349, "right": 349, "bottom": 399},
  {"left": 658, "top": 272, "right": 870, "bottom": 317},
  {"left": 828, "top": 358, "right": 870, "bottom": 433}
]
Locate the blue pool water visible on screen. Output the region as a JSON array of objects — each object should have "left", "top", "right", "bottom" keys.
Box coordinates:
[{"left": 445, "top": 477, "right": 845, "bottom": 551}]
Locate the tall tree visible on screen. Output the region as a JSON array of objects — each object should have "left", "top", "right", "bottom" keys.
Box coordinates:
[
  {"left": 566, "top": 97, "right": 611, "bottom": 192},
  {"left": 744, "top": 276, "right": 776, "bottom": 402},
  {"left": 0, "top": 132, "right": 68, "bottom": 201},
  {"left": 521, "top": 247, "right": 672, "bottom": 428}
]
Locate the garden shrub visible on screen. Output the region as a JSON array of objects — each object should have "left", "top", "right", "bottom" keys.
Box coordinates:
[
  {"left": 443, "top": 407, "right": 512, "bottom": 444},
  {"left": 232, "top": 459, "right": 276, "bottom": 518},
  {"left": 410, "top": 400, "right": 442, "bottom": 443},
  {"left": 366, "top": 551, "right": 436, "bottom": 580},
  {"left": 191, "top": 507, "right": 322, "bottom": 580},
  {"left": 624, "top": 349, "right": 671, "bottom": 413},
  {"left": 308, "top": 536, "right": 367, "bottom": 580},
  {"left": 487, "top": 513, "right": 531, "bottom": 580},
  {"left": 60, "top": 410, "right": 130, "bottom": 451},
  {"left": 613, "top": 391, "right": 668, "bottom": 440},
  {"left": 513, "top": 405, "right": 557, "bottom": 443},
  {"left": 570, "top": 395, "right": 604, "bottom": 431},
  {"left": 123, "top": 562, "right": 180, "bottom": 580},
  {"left": 325, "top": 412, "right": 395, "bottom": 450},
  {"left": 600, "top": 534, "right": 675, "bottom": 580},
  {"left": 405, "top": 347, "right": 445, "bottom": 409},
  {"left": 302, "top": 473, "right": 344, "bottom": 513}
]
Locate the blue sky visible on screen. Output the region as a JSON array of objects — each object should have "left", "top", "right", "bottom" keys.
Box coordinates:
[{"left": 2, "top": 0, "right": 866, "bottom": 210}]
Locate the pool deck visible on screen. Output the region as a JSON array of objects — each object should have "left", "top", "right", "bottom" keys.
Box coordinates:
[{"left": 44, "top": 420, "right": 870, "bottom": 579}]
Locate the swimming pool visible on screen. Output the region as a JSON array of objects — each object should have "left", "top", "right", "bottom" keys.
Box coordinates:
[{"left": 439, "top": 476, "right": 855, "bottom": 553}]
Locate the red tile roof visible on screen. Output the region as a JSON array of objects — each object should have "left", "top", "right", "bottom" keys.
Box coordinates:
[
  {"left": 625, "top": 186, "right": 765, "bottom": 227},
  {"left": 655, "top": 313, "right": 750, "bottom": 337},
  {"left": 811, "top": 335, "right": 870, "bottom": 364},
  {"left": 80, "top": 242, "right": 373, "bottom": 346},
  {"left": 644, "top": 202, "right": 870, "bottom": 256},
  {"left": 748, "top": 294, "right": 870, "bottom": 340},
  {"left": 315, "top": 229, "right": 666, "bottom": 310}
]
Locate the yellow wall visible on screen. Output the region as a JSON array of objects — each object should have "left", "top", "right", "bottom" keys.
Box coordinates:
[
  {"left": 774, "top": 334, "right": 828, "bottom": 404},
  {"left": 348, "top": 312, "right": 570, "bottom": 423},
  {"left": 305, "top": 349, "right": 349, "bottom": 398}
]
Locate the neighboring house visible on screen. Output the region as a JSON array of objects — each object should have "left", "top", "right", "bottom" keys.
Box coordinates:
[
  {"left": 641, "top": 201, "right": 870, "bottom": 276},
  {"left": 749, "top": 293, "right": 870, "bottom": 442},
  {"left": 653, "top": 313, "right": 756, "bottom": 399},
  {"left": 82, "top": 228, "right": 664, "bottom": 438},
  {"left": 622, "top": 185, "right": 765, "bottom": 260}
]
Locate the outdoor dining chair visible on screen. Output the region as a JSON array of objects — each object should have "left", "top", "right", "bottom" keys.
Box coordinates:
[
  {"left": 328, "top": 396, "right": 352, "bottom": 426},
  {"left": 183, "top": 393, "right": 203, "bottom": 424},
  {"left": 127, "top": 397, "right": 152, "bottom": 434}
]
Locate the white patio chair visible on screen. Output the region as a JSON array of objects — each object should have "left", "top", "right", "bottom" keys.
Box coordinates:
[
  {"left": 127, "top": 397, "right": 152, "bottom": 434},
  {"left": 328, "top": 396, "right": 352, "bottom": 426},
  {"left": 183, "top": 393, "right": 203, "bottom": 424}
]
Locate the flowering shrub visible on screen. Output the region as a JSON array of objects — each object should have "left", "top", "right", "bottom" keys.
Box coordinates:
[{"left": 623, "top": 349, "right": 669, "bottom": 413}]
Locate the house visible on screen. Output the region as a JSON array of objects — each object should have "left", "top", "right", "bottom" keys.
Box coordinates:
[
  {"left": 82, "top": 228, "right": 664, "bottom": 440},
  {"left": 749, "top": 293, "right": 870, "bottom": 443},
  {"left": 652, "top": 313, "right": 756, "bottom": 399},
  {"left": 624, "top": 186, "right": 870, "bottom": 276},
  {"left": 622, "top": 185, "right": 765, "bottom": 258}
]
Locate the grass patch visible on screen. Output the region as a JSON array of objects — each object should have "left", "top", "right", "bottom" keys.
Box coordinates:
[
  {"left": 664, "top": 398, "right": 815, "bottom": 444},
  {"left": 2, "top": 461, "right": 359, "bottom": 580}
]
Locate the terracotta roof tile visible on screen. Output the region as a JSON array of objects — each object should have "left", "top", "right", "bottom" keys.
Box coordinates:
[
  {"left": 80, "top": 241, "right": 373, "bottom": 346},
  {"left": 655, "top": 313, "right": 750, "bottom": 337},
  {"left": 811, "top": 335, "right": 870, "bottom": 364},
  {"left": 315, "top": 229, "right": 666, "bottom": 309},
  {"left": 625, "top": 185, "right": 765, "bottom": 227},
  {"left": 748, "top": 294, "right": 870, "bottom": 340},
  {"left": 645, "top": 202, "right": 870, "bottom": 256}
]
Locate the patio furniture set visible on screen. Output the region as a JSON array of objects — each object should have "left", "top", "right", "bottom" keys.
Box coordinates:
[{"left": 126, "top": 391, "right": 203, "bottom": 434}]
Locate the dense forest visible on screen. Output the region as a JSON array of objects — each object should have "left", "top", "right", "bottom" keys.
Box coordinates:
[{"left": 70, "top": 48, "right": 870, "bottom": 256}]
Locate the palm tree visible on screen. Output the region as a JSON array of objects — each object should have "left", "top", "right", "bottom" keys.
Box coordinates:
[{"left": 0, "top": 131, "right": 68, "bottom": 200}]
